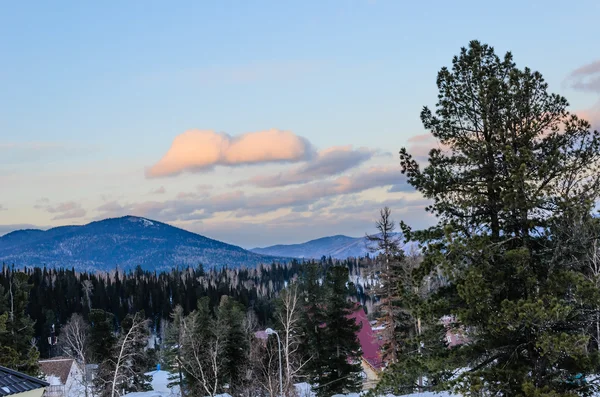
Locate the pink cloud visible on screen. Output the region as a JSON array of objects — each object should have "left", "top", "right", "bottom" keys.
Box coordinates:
[
  {"left": 146, "top": 129, "right": 314, "bottom": 178},
  {"left": 150, "top": 186, "right": 166, "bottom": 195},
  {"left": 404, "top": 133, "right": 449, "bottom": 162},
  {"left": 407, "top": 133, "right": 434, "bottom": 143},
  {"left": 577, "top": 102, "right": 600, "bottom": 130},
  {"left": 237, "top": 145, "right": 375, "bottom": 188}
]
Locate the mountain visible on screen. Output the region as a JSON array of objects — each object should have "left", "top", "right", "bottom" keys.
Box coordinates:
[
  {"left": 251, "top": 235, "right": 373, "bottom": 259},
  {"left": 0, "top": 216, "right": 288, "bottom": 272}
]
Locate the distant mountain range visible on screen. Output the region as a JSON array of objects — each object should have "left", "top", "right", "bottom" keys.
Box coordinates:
[
  {"left": 251, "top": 235, "right": 375, "bottom": 259},
  {"left": 0, "top": 216, "right": 289, "bottom": 272}
]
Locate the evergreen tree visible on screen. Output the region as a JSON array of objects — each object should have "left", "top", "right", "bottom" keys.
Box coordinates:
[
  {"left": 164, "top": 305, "right": 185, "bottom": 390},
  {"left": 88, "top": 309, "right": 116, "bottom": 364},
  {"left": 0, "top": 272, "right": 39, "bottom": 375},
  {"left": 391, "top": 40, "right": 600, "bottom": 396},
  {"left": 302, "top": 265, "right": 362, "bottom": 397},
  {"left": 366, "top": 206, "right": 405, "bottom": 363},
  {"left": 217, "top": 295, "right": 249, "bottom": 394},
  {"left": 298, "top": 262, "right": 326, "bottom": 383}
]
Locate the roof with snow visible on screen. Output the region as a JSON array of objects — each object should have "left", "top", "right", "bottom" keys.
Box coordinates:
[
  {"left": 348, "top": 306, "right": 383, "bottom": 370},
  {"left": 39, "top": 358, "right": 75, "bottom": 385},
  {"left": 0, "top": 366, "right": 48, "bottom": 396}
]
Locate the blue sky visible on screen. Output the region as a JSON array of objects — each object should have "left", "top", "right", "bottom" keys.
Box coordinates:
[{"left": 1, "top": 0, "right": 599, "bottom": 247}]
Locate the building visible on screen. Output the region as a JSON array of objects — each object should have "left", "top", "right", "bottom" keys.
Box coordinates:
[
  {"left": 38, "top": 358, "right": 85, "bottom": 397},
  {"left": 441, "top": 315, "right": 469, "bottom": 347},
  {"left": 0, "top": 366, "right": 48, "bottom": 397}
]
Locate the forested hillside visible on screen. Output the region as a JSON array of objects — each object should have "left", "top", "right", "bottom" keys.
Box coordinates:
[{"left": 0, "top": 216, "right": 289, "bottom": 271}]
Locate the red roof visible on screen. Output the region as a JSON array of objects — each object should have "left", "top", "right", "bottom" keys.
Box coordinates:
[{"left": 348, "top": 306, "right": 383, "bottom": 370}]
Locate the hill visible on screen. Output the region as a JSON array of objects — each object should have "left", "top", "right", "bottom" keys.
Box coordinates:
[
  {"left": 0, "top": 216, "right": 287, "bottom": 271},
  {"left": 251, "top": 235, "right": 373, "bottom": 259}
]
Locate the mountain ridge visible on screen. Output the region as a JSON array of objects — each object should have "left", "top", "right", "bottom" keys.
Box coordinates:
[
  {"left": 0, "top": 215, "right": 289, "bottom": 271},
  {"left": 251, "top": 234, "right": 374, "bottom": 259}
]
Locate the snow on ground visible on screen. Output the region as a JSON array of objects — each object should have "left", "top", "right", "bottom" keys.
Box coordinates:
[
  {"left": 124, "top": 370, "right": 454, "bottom": 397},
  {"left": 124, "top": 370, "right": 180, "bottom": 397},
  {"left": 331, "top": 393, "right": 453, "bottom": 397}
]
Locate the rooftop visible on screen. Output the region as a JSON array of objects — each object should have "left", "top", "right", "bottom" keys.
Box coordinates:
[
  {"left": 38, "top": 358, "right": 75, "bottom": 385},
  {"left": 0, "top": 366, "right": 49, "bottom": 396}
]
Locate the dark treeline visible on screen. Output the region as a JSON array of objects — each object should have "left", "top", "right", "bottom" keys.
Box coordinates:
[
  {"left": 1, "top": 257, "right": 377, "bottom": 396},
  {"left": 0, "top": 256, "right": 370, "bottom": 359}
]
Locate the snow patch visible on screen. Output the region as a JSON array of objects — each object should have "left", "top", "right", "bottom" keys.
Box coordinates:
[
  {"left": 124, "top": 370, "right": 456, "bottom": 397},
  {"left": 141, "top": 218, "right": 154, "bottom": 227}
]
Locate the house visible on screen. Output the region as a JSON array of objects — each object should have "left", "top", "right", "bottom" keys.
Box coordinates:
[
  {"left": 38, "top": 358, "right": 85, "bottom": 397},
  {"left": 441, "top": 315, "right": 469, "bottom": 347},
  {"left": 0, "top": 366, "right": 48, "bottom": 397}
]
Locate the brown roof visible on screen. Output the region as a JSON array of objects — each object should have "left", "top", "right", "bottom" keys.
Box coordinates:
[{"left": 38, "top": 358, "right": 74, "bottom": 385}]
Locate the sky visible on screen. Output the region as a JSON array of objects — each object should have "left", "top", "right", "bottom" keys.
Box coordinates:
[{"left": 1, "top": 0, "right": 599, "bottom": 248}]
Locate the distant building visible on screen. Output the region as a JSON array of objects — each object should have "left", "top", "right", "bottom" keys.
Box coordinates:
[
  {"left": 441, "top": 315, "right": 468, "bottom": 347},
  {"left": 38, "top": 358, "right": 85, "bottom": 397},
  {"left": 0, "top": 365, "right": 48, "bottom": 397}
]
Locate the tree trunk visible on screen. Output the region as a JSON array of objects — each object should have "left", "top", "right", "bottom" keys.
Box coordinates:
[{"left": 417, "top": 317, "right": 422, "bottom": 393}]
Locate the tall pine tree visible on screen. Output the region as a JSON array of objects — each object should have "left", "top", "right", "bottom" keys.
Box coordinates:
[
  {"left": 302, "top": 265, "right": 362, "bottom": 397},
  {"left": 366, "top": 207, "right": 405, "bottom": 364},
  {"left": 391, "top": 40, "right": 600, "bottom": 396}
]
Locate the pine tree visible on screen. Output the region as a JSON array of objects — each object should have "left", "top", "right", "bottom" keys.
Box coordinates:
[
  {"left": 164, "top": 305, "right": 185, "bottom": 391},
  {"left": 306, "top": 265, "right": 362, "bottom": 397},
  {"left": 216, "top": 295, "right": 249, "bottom": 394},
  {"left": 392, "top": 40, "right": 600, "bottom": 396},
  {"left": 88, "top": 309, "right": 116, "bottom": 364},
  {"left": 298, "top": 262, "right": 326, "bottom": 383},
  {"left": 0, "top": 271, "right": 39, "bottom": 375},
  {"left": 366, "top": 206, "right": 405, "bottom": 363}
]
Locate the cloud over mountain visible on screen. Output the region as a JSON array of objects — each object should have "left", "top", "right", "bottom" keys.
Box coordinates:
[
  {"left": 98, "top": 166, "right": 408, "bottom": 222},
  {"left": 147, "top": 129, "right": 314, "bottom": 178}
]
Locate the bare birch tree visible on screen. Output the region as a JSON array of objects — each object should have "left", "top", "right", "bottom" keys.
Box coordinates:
[
  {"left": 275, "top": 284, "right": 310, "bottom": 396},
  {"left": 82, "top": 280, "right": 94, "bottom": 312},
  {"left": 96, "top": 312, "right": 150, "bottom": 397},
  {"left": 60, "top": 313, "right": 92, "bottom": 397},
  {"left": 177, "top": 303, "right": 224, "bottom": 397},
  {"left": 251, "top": 337, "right": 280, "bottom": 397}
]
